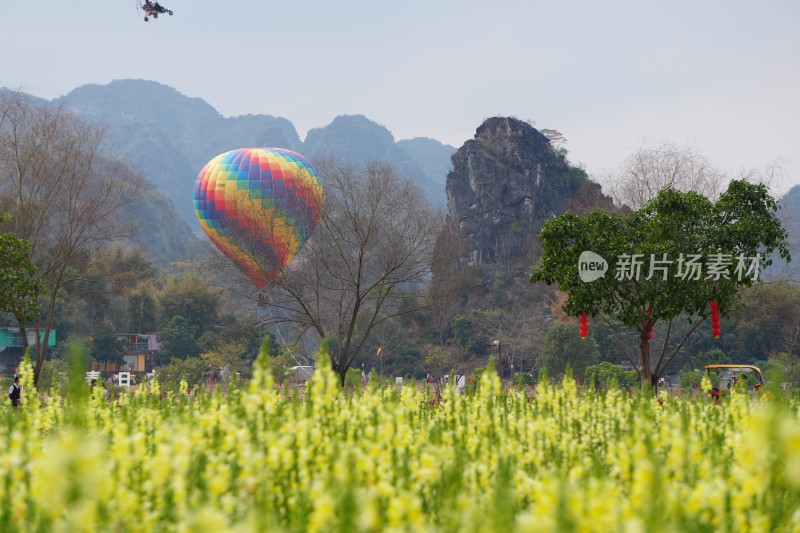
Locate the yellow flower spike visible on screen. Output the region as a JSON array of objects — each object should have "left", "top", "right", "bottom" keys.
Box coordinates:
[
  {"left": 1, "top": 356, "right": 799, "bottom": 531},
  {"left": 700, "top": 373, "right": 713, "bottom": 393},
  {"left": 781, "top": 418, "right": 800, "bottom": 487}
]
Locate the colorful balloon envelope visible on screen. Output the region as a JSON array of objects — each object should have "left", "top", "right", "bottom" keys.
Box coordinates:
[{"left": 194, "top": 148, "right": 323, "bottom": 288}]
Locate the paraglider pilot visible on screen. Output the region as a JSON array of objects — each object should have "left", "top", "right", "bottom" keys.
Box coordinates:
[{"left": 143, "top": 0, "right": 168, "bottom": 14}]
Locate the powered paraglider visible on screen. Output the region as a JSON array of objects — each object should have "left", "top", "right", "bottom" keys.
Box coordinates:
[{"left": 136, "top": 0, "right": 173, "bottom": 22}]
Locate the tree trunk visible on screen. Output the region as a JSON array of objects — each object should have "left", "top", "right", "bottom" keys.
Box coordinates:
[
  {"left": 18, "top": 323, "right": 29, "bottom": 359},
  {"left": 33, "top": 294, "right": 58, "bottom": 387},
  {"left": 639, "top": 330, "right": 652, "bottom": 389}
]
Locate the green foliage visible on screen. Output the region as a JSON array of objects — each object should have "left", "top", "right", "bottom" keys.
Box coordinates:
[
  {"left": 64, "top": 339, "right": 91, "bottom": 425},
  {"left": 89, "top": 327, "right": 128, "bottom": 367},
  {"left": 766, "top": 352, "right": 800, "bottom": 389},
  {"left": 267, "top": 346, "right": 299, "bottom": 383},
  {"left": 423, "top": 347, "right": 449, "bottom": 379},
  {"left": 490, "top": 276, "right": 512, "bottom": 306},
  {"left": 198, "top": 312, "right": 269, "bottom": 358},
  {"left": 158, "top": 273, "right": 221, "bottom": 337},
  {"left": 566, "top": 165, "right": 588, "bottom": 190},
  {"left": 155, "top": 357, "right": 212, "bottom": 389},
  {"left": 717, "top": 283, "right": 800, "bottom": 362},
  {"left": 201, "top": 341, "right": 253, "bottom": 380},
  {"left": 466, "top": 367, "right": 485, "bottom": 394},
  {"left": 38, "top": 358, "right": 69, "bottom": 394},
  {"left": 684, "top": 349, "right": 730, "bottom": 373},
  {"left": 0, "top": 219, "right": 42, "bottom": 325},
  {"left": 452, "top": 313, "right": 486, "bottom": 355},
  {"left": 157, "top": 315, "right": 201, "bottom": 360},
  {"left": 680, "top": 370, "right": 704, "bottom": 388},
  {"left": 531, "top": 180, "right": 790, "bottom": 383},
  {"left": 532, "top": 181, "right": 789, "bottom": 324},
  {"left": 539, "top": 322, "right": 600, "bottom": 378},
  {"left": 452, "top": 309, "right": 503, "bottom": 356},
  {"left": 391, "top": 344, "right": 424, "bottom": 379},
  {"left": 584, "top": 361, "right": 638, "bottom": 389},
  {"left": 126, "top": 282, "right": 157, "bottom": 332},
  {"left": 345, "top": 367, "right": 362, "bottom": 390},
  {"left": 513, "top": 372, "right": 536, "bottom": 388}
]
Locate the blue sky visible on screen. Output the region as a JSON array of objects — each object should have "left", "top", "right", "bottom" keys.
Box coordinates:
[{"left": 1, "top": 0, "right": 798, "bottom": 190}]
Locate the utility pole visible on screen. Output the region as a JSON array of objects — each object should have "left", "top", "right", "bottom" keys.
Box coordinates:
[{"left": 492, "top": 340, "right": 502, "bottom": 382}]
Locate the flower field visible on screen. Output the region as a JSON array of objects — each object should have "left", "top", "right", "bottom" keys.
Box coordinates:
[{"left": 1, "top": 350, "right": 800, "bottom": 533}]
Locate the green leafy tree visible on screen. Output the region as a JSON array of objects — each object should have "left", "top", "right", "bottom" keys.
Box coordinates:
[
  {"left": 513, "top": 372, "right": 536, "bottom": 388},
  {"left": 390, "top": 344, "right": 424, "bottom": 379},
  {"left": 266, "top": 347, "right": 298, "bottom": 383},
  {"left": 202, "top": 341, "right": 252, "bottom": 380},
  {"left": 538, "top": 322, "right": 600, "bottom": 379},
  {"left": 345, "top": 367, "right": 363, "bottom": 391},
  {"left": 584, "top": 361, "right": 639, "bottom": 390},
  {"left": 683, "top": 349, "right": 730, "bottom": 373},
  {"left": 452, "top": 313, "right": 487, "bottom": 356},
  {"left": 157, "top": 316, "right": 201, "bottom": 360},
  {"left": 127, "top": 282, "right": 158, "bottom": 333},
  {"left": 158, "top": 273, "right": 222, "bottom": 338},
  {"left": 0, "top": 218, "right": 42, "bottom": 352},
  {"left": 423, "top": 347, "right": 450, "bottom": 380},
  {"left": 156, "top": 357, "right": 212, "bottom": 389},
  {"left": 198, "top": 312, "right": 269, "bottom": 358},
  {"left": 680, "top": 370, "right": 704, "bottom": 389},
  {"left": 89, "top": 327, "right": 128, "bottom": 368},
  {"left": 766, "top": 352, "right": 800, "bottom": 389},
  {"left": 531, "top": 181, "right": 790, "bottom": 387}
]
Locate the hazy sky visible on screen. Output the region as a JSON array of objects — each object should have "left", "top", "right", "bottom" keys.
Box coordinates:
[{"left": 2, "top": 0, "right": 798, "bottom": 190}]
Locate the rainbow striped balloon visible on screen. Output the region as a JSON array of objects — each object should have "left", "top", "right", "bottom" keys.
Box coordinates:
[{"left": 193, "top": 148, "right": 323, "bottom": 289}]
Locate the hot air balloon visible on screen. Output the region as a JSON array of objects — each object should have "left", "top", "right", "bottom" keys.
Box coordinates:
[{"left": 194, "top": 147, "right": 323, "bottom": 289}]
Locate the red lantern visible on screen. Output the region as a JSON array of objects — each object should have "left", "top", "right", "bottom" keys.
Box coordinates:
[
  {"left": 710, "top": 301, "right": 721, "bottom": 339},
  {"left": 580, "top": 311, "right": 588, "bottom": 339}
]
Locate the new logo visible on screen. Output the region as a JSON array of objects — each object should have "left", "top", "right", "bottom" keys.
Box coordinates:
[{"left": 578, "top": 251, "right": 608, "bottom": 282}]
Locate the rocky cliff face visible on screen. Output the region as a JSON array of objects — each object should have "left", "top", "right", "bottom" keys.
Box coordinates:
[{"left": 446, "top": 117, "right": 615, "bottom": 267}]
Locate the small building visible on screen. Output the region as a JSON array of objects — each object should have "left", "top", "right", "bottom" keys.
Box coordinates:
[
  {"left": 92, "top": 333, "right": 159, "bottom": 375},
  {"left": 0, "top": 327, "right": 56, "bottom": 375},
  {"left": 620, "top": 359, "right": 634, "bottom": 371}
]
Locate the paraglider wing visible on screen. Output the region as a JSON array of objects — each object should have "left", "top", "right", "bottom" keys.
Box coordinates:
[{"left": 194, "top": 148, "right": 323, "bottom": 289}]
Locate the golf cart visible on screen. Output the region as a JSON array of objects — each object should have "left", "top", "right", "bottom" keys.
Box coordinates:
[{"left": 705, "top": 364, "right": 764, "bottom": 399}]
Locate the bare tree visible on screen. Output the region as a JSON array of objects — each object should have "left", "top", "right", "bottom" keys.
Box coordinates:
[
  {"left": 428, "top": 223, "right": 481, "bottom": 344},
  {"left": 234, "top": 161, "right": 443, "bottom": 385},
  {"left": 601, "top": 140, "right": 725, "bottom": 209},
  {"left": 0, "top": 91, "right": 142, "bottom": 384},
  {"left": 779, "top": 311, "right": 800, "bottom": 358},
  {"left": 470, "top": 307, "right": 546, "bottom": 377}
]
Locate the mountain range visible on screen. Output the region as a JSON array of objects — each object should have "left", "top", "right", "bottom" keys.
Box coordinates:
[
  {"left": 6, "top": 79, "right": 799, "bottom": 277},
  {"left": 58, "top": 79, "right": 455, "bottom": 233}
]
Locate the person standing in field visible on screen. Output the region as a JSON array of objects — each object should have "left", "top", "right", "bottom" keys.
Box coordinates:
[{"left": 8, "top": 376, "right": 22, "bottom": 408}]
